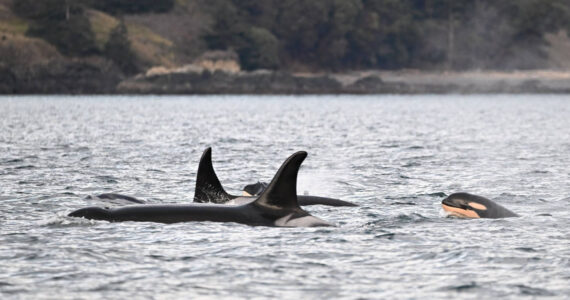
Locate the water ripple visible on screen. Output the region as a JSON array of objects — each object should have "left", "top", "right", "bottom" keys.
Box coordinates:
[{"left": 0, "top": 95, "right": 569, "bottom": 299}]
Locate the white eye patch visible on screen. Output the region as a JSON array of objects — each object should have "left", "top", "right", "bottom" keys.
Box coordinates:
[{"left": 468, "top": 202, "right": 487, "bottom": 210}]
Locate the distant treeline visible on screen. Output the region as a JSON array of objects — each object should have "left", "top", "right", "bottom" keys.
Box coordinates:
[
  {"left": 8, "top": 0, "right": 570, "bottom": 73},
  {"left": 204, "top": 0, "right": 570, "bottom": 71}
]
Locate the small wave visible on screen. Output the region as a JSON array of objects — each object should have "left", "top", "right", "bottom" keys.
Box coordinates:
[
  {"left": 40, "top": 216, "right": 79, "bottom": 227},
  {"left": 380, "top": 143, "right": 400, "bottom": 148},
  {"left": 386, "top": 195, "right": 417, "bottom": 200},
  {"left": 402, "top": 162, "right": 421, "bottom": 168},
  {"left": 422, "top": 192, "right": 447, "bottom": 198},
  {"left": 530, "top": 170, "right": 550, "bottom": 174},
  {"left": 365, "top": 213, "right": 431, "bottom": 228},
  {"left": 374, "top": 233, "right": 395, "bottom": 240},
  {"left": 41, "top": 215, "right": 102, "bottom": 227},
  {"left": 514, "top": 284, "right": 556, "bottom": 296},
  {"left": 14, "top": 165, "right": 36, "bottom": 170},
  {"left": 442, "top": 282, "right": 479, "bottom": 292},
  {"left": 514, "top": 247, "right": 539, "bottom": 253},
  {"left": 121, "top": 139, "right": 143, "bottom": 144},
  {"left": 148, "top": 254, "right": 197, "bottom": 262},
  {"left": 395, "top": 213, "right": 429, "bottom": 223},
  {"left": 535, "top": 213, "right": 552, "bottom": 217},
  {"left": 48, "top": 192, "right": 78, "bottom": 198},
  {"left": 96, "top": 175, "right": 119, "bottom": 184},
  {"left": 218, "top": 137, "right": 243, "bottom": 143},
  {"left": 2, "top": 158, "right": 24, "bottom": 164}
]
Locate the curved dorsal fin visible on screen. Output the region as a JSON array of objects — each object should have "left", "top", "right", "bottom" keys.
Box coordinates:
[
  {"left": 193, "top": 147, "right": 233, "bottom": 203},
  {"left": 252, "top": 151, "right": 306, "bottom": 212}
]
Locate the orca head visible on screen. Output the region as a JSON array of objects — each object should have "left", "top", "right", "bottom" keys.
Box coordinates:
[
  {"left": 242, "top": 181, "right": 268, "bottom": 196},
  {"left": 193, "top": 147, "right": 235, "bottom": 204},
  {"left": 442, "top": 192, "right": 491, "bottom": 218},
  {"left": 251, "top": 151, "right": 333, "bottom": 227},
  {"left": 68, "top": 207, "right": 112, "bottom": 221}
]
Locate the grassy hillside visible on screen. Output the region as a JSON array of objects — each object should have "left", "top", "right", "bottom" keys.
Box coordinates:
[
  {"left": 2, "top": 0, "right": 570, "bottom": 82},
  {"left": 0, "top": 0, "right": 62, "bottom": 68}
]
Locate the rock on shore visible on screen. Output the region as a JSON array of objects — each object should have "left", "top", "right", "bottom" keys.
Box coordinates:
[{"left": 117, "top": 68, "right": 570, "bottom": 94}]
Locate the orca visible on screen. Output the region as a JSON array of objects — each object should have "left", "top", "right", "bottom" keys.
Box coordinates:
[
  {"left": 194, "top": 147, "right": 357, "bottom": 207},
  {"left": 442, "top": 192, "right": 519, "bottom": 218},
  {"left": 243, "top": 182, "right": 268, "bottom": 197},
  {"left": 69, "top": 151, "right": 333, "bottom": 227}
]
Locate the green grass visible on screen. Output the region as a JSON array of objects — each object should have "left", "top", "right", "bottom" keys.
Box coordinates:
[
  {"left": 87, "top": 9, "right": 175, "bottom": 67},
  {"left": 126, "top": 22, "right": 175, "bottom": 67},
  {"left": 86, "top": 9, "right": 119, "bottom": 50},
  {"left": 0, "top": 1, "right": 28, "bottom": 35},
  {"left": 0, "top": 18, "right": 28, "bottom": 35}
]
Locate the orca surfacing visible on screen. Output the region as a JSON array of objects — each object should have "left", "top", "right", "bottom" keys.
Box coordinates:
[
  {"left": 442, "top": 192, "right": 519, "bottom": 219},
  {"left": 69, "top": 152, "right": 333, "bottom": 227},
  {"left": 194, "top": 147, "right": 357, "bottom": 207}
]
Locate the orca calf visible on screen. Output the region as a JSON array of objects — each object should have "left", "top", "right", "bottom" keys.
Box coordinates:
[
  {"left": 442, "top": 192, "right": 519, "bottom": 218},
  {"left": 242, "top": 181, "right": 356, "bottom": 206},
  {"left": 194, "top": 148, "right": 357, "bottom": 207},
  {"left": 69, "top": 151, "right": 333, "bottom": 227},
  {"left": 242, "top": 182, "right": 268, "bottom": 197}
]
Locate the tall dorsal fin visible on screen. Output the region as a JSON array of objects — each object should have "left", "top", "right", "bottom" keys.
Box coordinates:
[
  {"left": 193, "top": 147, "right": 233, "bottom": 203},
  {"left": 252, "top": 151, "right": 306, "bottom": 212}
]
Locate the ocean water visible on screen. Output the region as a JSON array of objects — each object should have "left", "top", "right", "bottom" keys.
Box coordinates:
[{"left": 0, "top": 95, "right": 569, "bottom": 299}]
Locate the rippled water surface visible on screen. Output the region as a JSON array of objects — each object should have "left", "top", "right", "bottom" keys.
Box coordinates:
[{"left": 1, "top": 95, "right": 569, "bottom": 299}]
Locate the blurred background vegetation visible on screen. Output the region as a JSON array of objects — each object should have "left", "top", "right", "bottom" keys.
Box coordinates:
[{"left": 1, "top": 0, "right": 570, "bottom": 81}]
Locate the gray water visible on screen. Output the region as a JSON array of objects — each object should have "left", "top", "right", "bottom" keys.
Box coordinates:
[{"left": 1, "top": 95, "right": 569, "bottom": 299}]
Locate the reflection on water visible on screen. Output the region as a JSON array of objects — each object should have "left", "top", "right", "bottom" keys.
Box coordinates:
[{"left": 1, "top": 95, "right": 569, "bottom": 298}]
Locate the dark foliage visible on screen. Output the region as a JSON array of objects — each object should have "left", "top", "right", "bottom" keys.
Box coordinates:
[
  {"left": 237, "top": 27, "right": 280, "bottom": 70},
  {"left": 14, "top": 0, "right": 98, "bottom": 56},
  {"left": 27, "top": 15, "right": 98, "bottom": 56},
  {"left": 11, "top": 0, "right": 570, "bottom": 72},
  {"left": 104, "top": 22, "right": 140, "bottom": 75},
  {"left": 0, "top": 65, "right": 17, "bottom": 93},
  {"left": 204, "top": 0, "right": 570, "bottom": 71},
  {"left": 86, "top": 0, "right": 175, "bottom": 14}
]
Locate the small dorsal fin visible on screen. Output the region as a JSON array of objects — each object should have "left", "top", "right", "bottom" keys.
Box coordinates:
[
  {"left": 252, "top": 151, "right": 306, "bottom": 212},
  {"left": 193, "top": 147, "right": 233, "bottom": 203},
  {"left": 243, "top": 181, "right": 268, "bottom": 196}
]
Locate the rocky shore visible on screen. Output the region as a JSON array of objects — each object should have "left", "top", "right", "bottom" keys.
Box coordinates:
[
  {"left": 2, "top": 62, "right": 570, "bottom": 95},
  {"left": 117, "top": 68, "right": 570, "bottom": 94}
]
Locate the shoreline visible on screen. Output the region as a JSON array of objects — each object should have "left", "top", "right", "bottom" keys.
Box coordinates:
[
  {"left": 3, "top": 67, "right": 570, "bottom": 95},
  {"left": 117, "top": 69, "right": 570, "bottom": 95}
]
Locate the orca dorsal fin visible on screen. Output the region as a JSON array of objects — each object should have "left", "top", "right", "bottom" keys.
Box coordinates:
[
  {"left": 252, "top": 151, "right": 306, "bottom": 212},
  {"left": 193, "top": 147, "right": 234, "bottom": 203}
]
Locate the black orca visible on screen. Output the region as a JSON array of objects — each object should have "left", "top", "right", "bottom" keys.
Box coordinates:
[
  {"left": 243, "top": 182, "right": 268, "bottom": 197},
  {"left": 69, "top": 151, "right": 333, "bottom": 227},
  {"left": 194, "top": 147, "right": 357, "bottom": 207},
  {"left": 442, "top": 192, "right": 519, "bottom": 218}
]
